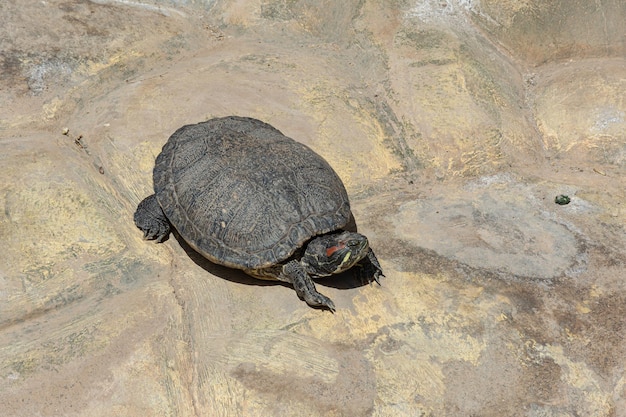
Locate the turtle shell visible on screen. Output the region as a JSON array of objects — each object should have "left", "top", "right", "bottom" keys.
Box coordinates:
[{"left": 153, "top": 116, "right": 351, "bottom": 269}]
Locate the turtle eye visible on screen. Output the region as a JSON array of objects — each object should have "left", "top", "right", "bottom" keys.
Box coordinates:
[{"left": 347, "top": 239, "right": 362, "bottom": 248}]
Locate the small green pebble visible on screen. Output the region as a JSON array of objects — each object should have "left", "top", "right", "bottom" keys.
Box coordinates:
[{"left": 555, "top": 195, "right": 571, "bottom": 205}]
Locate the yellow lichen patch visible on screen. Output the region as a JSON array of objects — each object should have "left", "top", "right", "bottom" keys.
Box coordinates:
[
  {"left": 4, "top": 181, "right": 124, "bottom": 278},
  {"left": 223, "top": 330, "right": 340, "bottom": 384},
  {"left": 0, "top": 145, "right": 129, "bottom": 324},
  {"left": 589, "top": 286, "right": 602, "bottom": 298},
  {"left": 295, "top": 287, "right": 395, "bottom": 344},
  {"left": 220, "top": 0, "right": 262, "bottom": 27},
  {"left": 367, "top": 271, "right": 486, "bottom": 414},
  {"left": 349, "top": 107, "right": 405, "bottom": 180},
  {"left": 78, "top": 50, "right": 143, "bottom": 78},
  {"left": 2, "top": 280, "right": 185, "bottom": 414},
  {"left": 575, "top": 303, "right": 591, "bottom": 314},
  {"left": 3, "top": 178, "right": 124, "bottom": 272},
  {"left": 104, "top": 140, "right": 164, "bottom": 205},
  {"left": 388, "top": 56, "right": 505, "bottom": 176},
  {"left": 533, "top": 59, "right": 626, "bottom": 163},
  {"left": 371, "top": 346, "right": 445, "bottom": 414},
  {"left": 479, "top": 0, "right": 543, "bottom": 26},
  {"left": 535, "top": 344, "right": 612, "bottom": 416},
  {"left": 295, "top": 269, "right": 485, "bottom": 415},
  {"left": 42, "top": 97, "right": 63, "bottom": 120},
  {"left": 134, "top": 141, "right": 163, "bottom": 176},
  {"left": 295, "top": 81, "right": 402, "bottom": 190}
]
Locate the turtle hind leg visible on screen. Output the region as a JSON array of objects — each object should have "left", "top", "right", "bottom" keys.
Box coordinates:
[
  {"left": 134, "top": 194, "right": 171, "bottom": 243},
  {"left": 281, "top": 260, "right": 336, "bottom": 312}
]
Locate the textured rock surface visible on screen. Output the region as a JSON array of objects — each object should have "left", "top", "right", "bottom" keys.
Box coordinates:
[{"left": 1, "top": 0, "right": 624, "bottom": 416}]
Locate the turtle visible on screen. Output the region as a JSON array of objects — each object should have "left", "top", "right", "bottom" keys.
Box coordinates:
[{"left": 134, "top": 116, "right": 383, "bottom": 311}]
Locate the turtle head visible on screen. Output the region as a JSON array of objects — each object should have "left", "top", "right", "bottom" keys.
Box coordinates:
[{"left": 302, "top": 231, "right": 370, "bottom": 277}]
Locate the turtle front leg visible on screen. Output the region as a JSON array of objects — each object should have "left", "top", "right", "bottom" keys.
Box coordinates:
[
  {"left": 134, "top": 194, "right": 171, "bottom": 242},
  {"left": 356, "top": 248, "right": 384, "bottom": 286},
  {"left": 281, "top": 260, "right": 336, "bottom": 312}
]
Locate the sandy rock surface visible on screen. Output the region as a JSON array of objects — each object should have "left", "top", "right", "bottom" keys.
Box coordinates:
[{"left": 1, "top": 1, "right": 624, "bottom": 416}]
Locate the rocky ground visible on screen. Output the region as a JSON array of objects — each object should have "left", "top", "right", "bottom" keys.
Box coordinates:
[{"left": 1, "top": 0, "right": 624, "bottom": 416}]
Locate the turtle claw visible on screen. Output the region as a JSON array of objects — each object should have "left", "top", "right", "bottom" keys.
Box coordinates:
[
  {"left": 283, "top": 260, "right": 336, "bottom": 312},
  {"left": 357, "top": 268, "right": 382, "bottom": 287},
  {"left": 297, "top": 280, "right": 337, "bottom": 312},
  {"left": 134, "top": 195, "right": 171, "bottom": 243},
  {"left": 306, "top": 293, "right": 336, "bottom": 313},
  {"left": 142, "top": 225, "right": 168, "bottom": 242},
  {"left": 372, "top": 271, "right": 385, "bottom": 286},
  {"left": 355, "top": 248, "right": 384, "bottom": 286}
]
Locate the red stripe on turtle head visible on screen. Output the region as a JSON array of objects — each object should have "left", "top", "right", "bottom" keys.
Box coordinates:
[{"left": 326, "top": 241, "right": 346, "bottom": 257}]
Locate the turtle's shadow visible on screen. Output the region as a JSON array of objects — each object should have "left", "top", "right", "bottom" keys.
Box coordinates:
[{"left": 172, "top": 230, "right": 366, "bottom": 291}]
